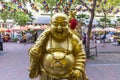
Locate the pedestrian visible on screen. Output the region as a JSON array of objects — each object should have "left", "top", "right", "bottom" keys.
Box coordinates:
[
  {"left": 83, "top": 33, "right": 87, "bottom": 48},
  {"left": 101, "top": 32, "right": 106, "bottom": 47},
  {"left": 22, "top": 33, "right": 27, "bottom": 45},
  {"left": 0, "top": 34, "right": 3, "bottom": 51},
  {"left": 33, "top": 31, "right": 38, "bottom": 42},
  {"left": 94, "top": 33, "right": 97, "bottom": 43}
]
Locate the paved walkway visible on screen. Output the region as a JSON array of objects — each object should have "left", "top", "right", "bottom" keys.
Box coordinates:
[
  {"left": 86, "top": 64, "right": 120, "bottom": 80},
  {"left": 90, "top": 42, "right": 120, "bottom": 53},
  {"left": 0, "top": 42, "right": 120, "bottom": 80}
]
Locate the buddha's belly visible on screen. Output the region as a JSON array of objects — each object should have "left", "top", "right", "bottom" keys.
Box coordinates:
[{"left": 42, "top": 52, "right": 75, "bottom": 76}]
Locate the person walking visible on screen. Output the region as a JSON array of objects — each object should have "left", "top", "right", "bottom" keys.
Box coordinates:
[
  {"left": 0, "top": 35, "right": 3, "bottom": 51},
  {"left": 22, "top": 33, "right": 27, "bottom": 45},
  {"left": 101, "top": 32, "right": 106, "bottom": 47},
  {"left": 33, "top": 31, "right": 38, "bottom": 42},
  {"left": 83, "top": 33, "right": 87, "bottom": 48}
]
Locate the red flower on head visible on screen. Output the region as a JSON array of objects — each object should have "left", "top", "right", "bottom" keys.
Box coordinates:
[{"left": 69, "top": 18, "right": 78, "bottom": 30}]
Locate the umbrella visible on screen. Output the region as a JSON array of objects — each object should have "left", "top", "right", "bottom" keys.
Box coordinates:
[
  {"left": 11, "top": 26, "right": 28, "bottom": 31},
  {"left": 20, "top": 26, "right": 29, "bottom": 31},
  {"left": 103, "top": 27, "right": 118, "bottom": 32},
  {"left": 28, "top": 25, "right": 34, "bottom": 29},
  {"left": 115, "top": 27, "right": 120, "bottom": 32},
  {"left": 29, "top": 25, "right": 46, "bottom": 30},
  {"left": 11, "top": 26, "right": 21, "bottom": 31},
  {"left": 92, "top": 27, "right": 103, "bottom": 32},
  {"left": 0, "top": 27, "right": 7, "bottom": 32},
  {"left": 30, "top": 26, "right": 41, "bottom": 30},
  {"left": 5, "top": 29, "right": 11, "bottom": 32}
]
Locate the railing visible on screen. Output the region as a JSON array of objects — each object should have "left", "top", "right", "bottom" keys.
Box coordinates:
[{"left": 86, "top": 45, "right": 97, "bottom": 58}]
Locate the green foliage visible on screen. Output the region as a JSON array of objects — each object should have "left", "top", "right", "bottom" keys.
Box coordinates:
[
  {"left": 28, "top": 0, "right": 80, "bottom": 14},
  {"left": 117, "top": 18, "right": 120, "bottom": 22},
  {"left": 96, "top": 0, "right": 120, "bottom": 14},
  {"left": 27, "top": 12, "right": 35, "bottom": 22},
  {"left": 0, "top": 9, "right": 9, "bottom": 22},
  {"left": 77, "top": 14, "right": 89, "bottom": 19},
  {"left": 13, "top": 12, "right": 30, "bottom": 26},
  {"left": 99, "top": 17, "right": 110, "bottom": 22},
  {"left": 95, "top": 0, "right": 120, "bottom": 28},
  {"left": 0, "top": 2, "right": 32, "bottom": 25}
]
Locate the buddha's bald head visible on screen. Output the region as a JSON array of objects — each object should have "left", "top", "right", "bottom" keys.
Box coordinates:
[{"left": 51, "top": 13, "right": 69, "bottom": 23}]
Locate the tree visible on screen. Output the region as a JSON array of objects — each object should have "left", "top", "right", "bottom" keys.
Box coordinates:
[
  {"left": 99, "top": 17, "right": 111, "bottom": 27},
  {"left": 96, "top": 0, "right": 120, "bottom": 28},
  {"left": 0, "top": 9, "right": 9, "bottom": 28},
  {"left": 117, "top": 18, "right": 120, "bottom": 26},
  {"left": 4, "top": 0, "right": 81, "bottom": 15},
  {"left": 79, "top": 0, "right": 120, "bottom": 57},
  {"left": 0, "top": 1, "right": 32, "bottom": 26},
  {"left": 13, "top": 12, "right": 30, "bottom": 26},
  {"left": 78, "top": 0, "right": 97, "bottom": 57},
  {"left": 77, "top": 13, "right": 89, "bottom": 38},
  {"left": 0, "top": 9, "right": 9, "bottom": 23},
  {"left": 77, "top": 14, "right": 89, "bottom": 23},
  {"left": 0, "top": 0, "right": 81, "bottom": 26}
]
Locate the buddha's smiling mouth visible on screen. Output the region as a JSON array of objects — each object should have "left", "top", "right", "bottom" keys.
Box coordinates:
[{"left": 56, "top": 30, "right": 63, "bottom": 33}]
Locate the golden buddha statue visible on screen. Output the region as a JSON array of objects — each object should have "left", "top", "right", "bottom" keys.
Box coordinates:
[{"left": 28, "top": 13, "right": 88, "bottom": 80}]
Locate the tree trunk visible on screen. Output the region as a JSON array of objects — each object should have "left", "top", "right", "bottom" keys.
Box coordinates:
[
  {"left": 104, "top": 11, "right": 107, "bottom": 28},
  {"left": 86, "top": 0, "right": 96, "bottom": 57},
  {"left": 86, "top": 9, "right": 95, "bottom": 57}
]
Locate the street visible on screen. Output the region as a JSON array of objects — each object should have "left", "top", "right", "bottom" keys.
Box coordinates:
[{"left": 0, "top": 42, "right": 120, "bottom": 80}]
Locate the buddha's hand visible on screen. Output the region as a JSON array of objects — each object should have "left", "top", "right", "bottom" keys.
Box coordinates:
[{"left": 70, "top": 69, "right": 82, "bottom": 80}]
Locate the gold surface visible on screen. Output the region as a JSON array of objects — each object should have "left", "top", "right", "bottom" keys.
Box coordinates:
[{"left": 28, "top": 13, "right": 88, "bottom": 80}]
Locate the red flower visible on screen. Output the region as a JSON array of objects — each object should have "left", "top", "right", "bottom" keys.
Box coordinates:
[{"left": 69, "top": 18, "right": 78, "bottom": 30}]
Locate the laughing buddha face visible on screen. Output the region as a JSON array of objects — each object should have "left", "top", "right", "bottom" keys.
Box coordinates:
[{"left": 50, "top": 13, "right": 70, "bottom": 40}]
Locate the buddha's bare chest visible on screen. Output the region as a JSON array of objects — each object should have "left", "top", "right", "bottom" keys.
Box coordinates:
[
  {"left": 42, "top": 38, "right": 74, "bottom": 76},
  {"left": 45, "top": 38, "right": 73, "bottom": 51}
]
